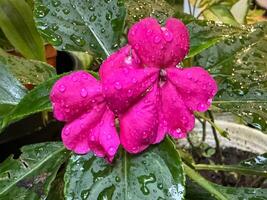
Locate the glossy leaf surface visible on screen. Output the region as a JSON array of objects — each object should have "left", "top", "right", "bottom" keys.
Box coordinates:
[
  {"left": 64, "top": 138, "right": 185, "bottom": 200},
  {"left": 0, "top": 57, "right": 26, "bottom": 117},
  {"left": 0, "top": 49, "right": 56, "bottom": 86},
  {"left": 0, "top": 142, "right": 69, "bottom": 199},
  {"left": 34, "top": 0, "right": 126, "bottom": 60},
  {"left": 194, "top": 22, "right": 267, "bottom": 132}
]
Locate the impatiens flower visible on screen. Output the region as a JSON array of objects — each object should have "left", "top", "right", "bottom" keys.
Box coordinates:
[
  {"left": 100, "top": 17, "right": 218, "bottom": 154},
  {"left": 50, "top": 71, "right": 120, "bottom": 162}
]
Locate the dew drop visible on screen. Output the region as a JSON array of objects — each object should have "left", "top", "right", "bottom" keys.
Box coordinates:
[
  {"left": 108, "top": 147, "right": 116, "bottom": 155},
  {"left": 59, "top": 85, "right": 66, "bottom": 92},
  {"left": 80, "top": 88, "right": 88, "bottom": 98},
  {"left": 163, "top": 31, "right": 173, "bottom": 42},
  {"left": 197, "top": 103, "right": 206, "bottom": 111},
  {"left": 114, "top": 82, "right": 122, "bottom": 90},
  {"left": 64, "top": 127, "right": 70, "bottom": 136},
  {"left": 153, "top": 35, "right": 161, "bottom": 44}
]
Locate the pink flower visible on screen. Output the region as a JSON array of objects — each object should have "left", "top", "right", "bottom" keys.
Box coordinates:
[
  {"left": 100, "top": 18, "right": 218, "bottom": 154},
  {"left": 50, "top": 71, "right": 120, "bottom": 162}
]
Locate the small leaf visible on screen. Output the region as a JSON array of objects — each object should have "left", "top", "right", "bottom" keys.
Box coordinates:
[
  {"left": 186, "top": 181, "right": 267, "bottom": 200},
  {"left": 34, "top": 0, "right": 126, "bottom": 59},
  {"left": 0, "top": 49, "right": 56, "bottom": 86},
  {"left": 64, "top": 138, "right": 186, "bottom": 200},
  {"left": 0, "top": 142, "right": 69, "bottom": 199},
  {"left": 194, "top": 22, "right": 267, "bottom": 132},
  {"left": 0, "top": 0, "right": 45, "bottom": 61},
  {"left": 0, "top": 57, "right": 26, "bottom": 117},
  {"left": 1, "top": 74, "right": 61, "bottom": 130},
  {"left": 203, "top": 4, "right": 240, "bottom": 26},
  {"left": 230, "top": 0, "right": 250, "bottom": 24}
]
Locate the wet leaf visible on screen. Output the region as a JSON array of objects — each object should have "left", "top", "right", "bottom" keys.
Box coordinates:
[
  {"left": 1, "top": 71, "right": 98, "bottom": 131},
  {"left": 203, "top": 4, "right": 239, "bottom": 26},
  {"left": 0, "top": 0, "right": 45, "bottom": 61},
  {"left": 64, "top": 138, "right": 185, "bottom": 200},
  {"left": 0, "top": 74, "right": 62, "bottom": 131},
  {"left": 34, "top": 0, "right": 126, "bottom": 60},
  {"left": 194, "top": 22, "right": 267, "bottom": 132},
  {"left": 0, "top": 142, "right": 69, "bottom": 199},
  {"left": 0, "top": 49, "right": 56, "bottom": 86},
  {"left": 125, "top": 0, "right": 178, "bottom": 25},
  {"left": 240, "top": 152, "right": 267, "bottom": 171},
  {"left": 186, "top": 181, "right": 267, "bottom": 200},
  {"left": 0, "top": 57, "right": 26, "bottom": 117}
]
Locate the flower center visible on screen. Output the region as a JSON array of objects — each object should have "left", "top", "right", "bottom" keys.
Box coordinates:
[{"left": 159, "top": 69, "right": 167, "bottom": 87}]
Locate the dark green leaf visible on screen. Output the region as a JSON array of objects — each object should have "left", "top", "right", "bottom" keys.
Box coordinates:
[
  {"left": 125, "top": 0, "right": 176, "bottom": 25},
  {"left": 0, "top": 142, "right": 69, "bottom": 199},
  {"left": 34, "top": 0, "right": 126, "bottom": 59},
  {"left": 240, "top": 152, "right": 267, "bottom": 171},
  {"left": 1, "top": 70, "right": 98, "bottom": 131},
  {"left": 0, "top": 29, "right": 13, "bottom": 51},
  {"left": 1, "top": 74, "right": 61, "bottom": 130},
  {"left": 186, "top": 181, "right": 267, "bottom": 200},
  {"left": 64, "top": 138, "right": 185, "bottom": 200},
  {"left": 0, "top": 0, "right": 45, "bottom": 61},
  {"left": 0, "top": 49, "right": 56, "bottom": 86},
  {"left": 194, "top": 22, "right": 267, "bottom": 132},
  {"left": 0, "top": 57, "right": 26, "bottom": 117}
]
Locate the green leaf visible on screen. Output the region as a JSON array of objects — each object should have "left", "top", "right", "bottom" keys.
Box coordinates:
[
  {"left": 0, "top": 142, "right": 69, "bottom": 199},
  {"left": 0, "top": 0, "right": 45, "bottom": 61},
  {"left": 186, "top": 181, "right": 267, "bottom": 200},
  {"left": 64, "top": 138, "right": 185, "bottom": 200},
  {"left": 125, "top": 0, "right": 176, "bottom": 25},
  {"left": 1, "top": 74, "right": 61, "bottom": 130},
  {"left": 0, "top": 58, "right": 27, "bottom": 117},
  {"left": 184, "top": 164, "right": 227, "bottom": 200},
  {"left": 178, "top": 16, "right": 241, "bottom": 58},
  {"left": 240, "top": 152, "right": 267, "bottom": 172},
  {"left": 0, "top": 29, "right": 13, "bottom": 51},
  {"left": 1, "top": 70, "right": 98, "bottom": 131},
  {"left": 194, "top": 22, "right": 267, "bottom": 132},
  {"left": 34, "top": 0, "right": 126, "bottom": 59},
  {"left": 203, "top": 4, "right": 240, "bottom": 26},
  {"left": 0, "top": 49, "right": 56, "bottom": 86},
  {"left": 230, "top": 0, "right": 250, "bottom": 24}
]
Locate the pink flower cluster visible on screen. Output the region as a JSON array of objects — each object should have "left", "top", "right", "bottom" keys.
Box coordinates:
[{"left": 50, "top": 18, "right": 218, "bottom": 162}]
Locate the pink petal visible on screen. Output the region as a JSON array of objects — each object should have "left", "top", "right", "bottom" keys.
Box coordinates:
[
  {"left": 62, "top": 106, "right": 120, "bottom": 162},
  {"left": 50, "top": 71, "right": 104, "bottom": 122},
  {"left": 167, "top": 67, "right": 218, "bottom": 112},
  {"left": 160, "top": 81, "right": 195, "bottom": 138},
  {"left": 119, "top": 84, "right": 160, "bottom": 153},
  {"left": 100, "top": 45, "right": 159, "bottom": 114},
  {"left": 92, "top": 109, "right": 120, "bottom": 162},
  {"left": 61, "top": 103, "right": 106, "bottom": 154},
  {"left": 128, "top": 17, "right": 189, "bottom": 68}
]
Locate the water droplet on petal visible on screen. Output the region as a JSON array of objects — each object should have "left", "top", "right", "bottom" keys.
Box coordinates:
[
  {"left": 107, "top": 134, "right": 111, "bottom": 139},
  {"left": 146, "top": 29, "right": 153, "bottom": 36},
  {"left": 124, "top": 56, "right": 132, "bottom": 65},
  {"left": 132, "top": 78, "right": 137, "bottom": 83},
  {"left": 80, "top": 88, "right": 88, "bottom": 98},
  {"left": 153, "top": 35, "right": 161, "bottom": 44},
  {"left": 114, "top": 81, "right": 122, "bottom": 90},
  {"left": 163, "top": 31, "right": 173, "bottom": 42},
  {"left": 108, "top": 147, "right": 116, "bottom": 155},
  {"left": 197, "top": 103, "right": 207, "bottom": 111},
  {"left": 127, "top": 89, "right": 133, "bottom": 97},
  {"left": 64, "top": 127, "right": 70, "bottom": 136},
  {"left": 59, "top": 85, "right": 66, "bottom": 92},
  {"left": 72, "top": 76, "right": 78, "bottom": 82}
]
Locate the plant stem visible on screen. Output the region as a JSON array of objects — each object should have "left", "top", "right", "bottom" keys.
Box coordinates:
[
  {"left": 194, "top": 164, "right": 267, "bottom": 177},
  {"left": 183, "top": 163, "right": 228, "bottom": 200},
  {"left": 187, "top": 0, "right": 193, "bottom": 15},
  {"left": 207, "top": 111, "right": 223, "bottom": 164},
  {"left": 201, "top": 117, "right": 207, "bottom": 142}
]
